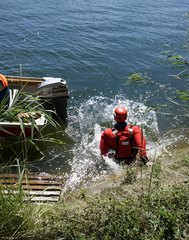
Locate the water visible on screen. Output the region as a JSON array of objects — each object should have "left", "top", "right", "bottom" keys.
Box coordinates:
[{"left": 1, "top": 0, "right": 189, "bottom": 189}]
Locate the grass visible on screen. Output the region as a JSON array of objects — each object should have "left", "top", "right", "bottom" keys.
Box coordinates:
[
  {"left": 0, "top": 91, "right": 65, "bottom": 170},
  {"left": 0, "top": 88, "right": 188, "bottom": 239},
  {"left": 0, "top": 145, "right": 188, "bottom": 240}
]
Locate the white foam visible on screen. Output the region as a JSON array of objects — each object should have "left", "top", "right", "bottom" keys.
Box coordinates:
[{"left": 64, "top": 95, "right": 183, "bottom": 191}]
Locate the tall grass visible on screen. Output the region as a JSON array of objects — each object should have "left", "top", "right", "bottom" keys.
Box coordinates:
[
  {"left": 0, "top": 80, "right": 188, "bottom": 239},
  {"left": 0, "top": 148, "right": 188, "bottom": 240},
  {"left": 0, "top": 90, "right": 66, "bottom": 238},
  {"left": 0, "top": 184, "right": 48, "bottom": 240},
  {"left": 0, "top": 90, "right": 64, "bottom": 172}
]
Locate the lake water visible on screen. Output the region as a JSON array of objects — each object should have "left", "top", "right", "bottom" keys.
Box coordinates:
[{"left": 1, "top": 0, "right": 189, "bottom": 189}]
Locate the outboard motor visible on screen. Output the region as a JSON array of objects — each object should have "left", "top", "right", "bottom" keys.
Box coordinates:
[{"left": 38, "top": 77, "right": 69, "bottom": 121}]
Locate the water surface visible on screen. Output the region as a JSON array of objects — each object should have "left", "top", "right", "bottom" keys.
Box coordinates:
[{"left": 0, "top": 0, "right": 189, "bottom": 187}]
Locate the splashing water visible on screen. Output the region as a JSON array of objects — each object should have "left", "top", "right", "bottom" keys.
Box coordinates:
[{"left": 64, "top": 95, "right": 185, "bottom": 191}]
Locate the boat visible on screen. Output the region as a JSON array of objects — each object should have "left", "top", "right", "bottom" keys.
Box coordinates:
[
  {"left": 37, "top": 77, "right": 69, "bottom": 120},
  {"left": 0, "top": 114, "right": 46, "bottom": 138},
  {"left": 7, "top": 75, "right": 69, "bottom": 120},
  {"left": 0, "top": 76, "right": 69, "bottom": 139}
]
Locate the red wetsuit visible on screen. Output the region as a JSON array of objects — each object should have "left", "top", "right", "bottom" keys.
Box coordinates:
[{"left": 100, "top": 124, "right": 147, "bottom": 164}]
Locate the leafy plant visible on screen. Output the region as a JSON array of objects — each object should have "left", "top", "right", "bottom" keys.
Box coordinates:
[
  {"left": 163, "top": 49, "right": 189, "bottom": 102},
  {"left": 0, "top": 90, "right": 64, "bottom": 169},
  {"left": 127, "top": 72, "right": 153, "bottom": 85}
]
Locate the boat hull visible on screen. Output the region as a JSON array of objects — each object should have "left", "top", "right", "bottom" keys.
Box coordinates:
[{"left": 0, "top": 116, "right": 46, "bottom": 139}]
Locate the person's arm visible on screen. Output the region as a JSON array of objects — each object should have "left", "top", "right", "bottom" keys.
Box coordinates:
[
  {"left": 132, "top": 126, "right": 153, "bottom": 166},
  {"left": 132, "top": 126, "right": 146, "bottom": 156},
  {"left": 100, "top": 131, "right": 109, "bottom": 156}
]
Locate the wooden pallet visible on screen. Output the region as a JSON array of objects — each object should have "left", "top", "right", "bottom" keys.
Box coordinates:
[{"left": 0, "top": 173, "right": 63, "bottom": 203}]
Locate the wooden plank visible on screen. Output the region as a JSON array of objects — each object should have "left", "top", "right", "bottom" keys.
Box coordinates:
[
  {"left": 0, "top": 179, "right": 62, "bottom": 185},
  {"left": 13, "top": 185, "right": 62, "bottom": 190},
  {"left": 0, "top": 173, "right": 63, "bottom": 181},
  {"left": 27, "top": 196, "right": 60, "bottom": 202},
  {"left": 27, "top": 190, "right": 61, "bottom": 196},
  {"left": 3, "top": 187, "right": 61, "bottom": 202},
  {"left": 0, "top": 173, "right": 63, "bottom": 203},
  {"left": 0, "top": 173, "right": 63, "bottom": 182},
  {"left": 0, "top": 178, "right": 61, "bottom": 186},
  {"left": 1, "top": 185, "right": 62, "bottom": 191},
  {"left": 0, "top": 174, "right": 63, "bottom": 184},
  {"left": 2, "top": 192, "right": 60, "bottom": 202},
  {"left": 6, "top": 75, "right": 43, "bottom": 84},
  {"left": 4, "top": 190, "right": 61, "bottom": 196}
]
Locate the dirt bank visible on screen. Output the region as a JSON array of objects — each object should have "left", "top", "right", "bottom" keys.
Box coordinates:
[{"left": 86, "top": 142, "right": 189, "bottom": 195}]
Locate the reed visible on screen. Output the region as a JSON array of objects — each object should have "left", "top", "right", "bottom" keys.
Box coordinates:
[
  {"left": 0, "top": 90, "right": 64, "bottom": 173},
  {"left": 0, "top": 90, "right": 66, "bottom": 238},
  {"left": 0, "top": 79, "right": 188, "bottom": 239},
  {"left": 0, "top": 148, "right": 188, "bottom": 240}
]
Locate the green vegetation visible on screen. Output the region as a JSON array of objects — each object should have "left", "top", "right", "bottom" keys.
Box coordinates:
[
  {"left": 163, "top": 50, "right": 189, "bottom": 102},
  {"left": 127, "top": 72, "right": 153, "bottom": 85},
  {"left": 0, "top": 146, "right": 188, "bottom": 239},
  {"left": 0, "top": 47, "right": 189, "bottom": 239},
  {"left": 1, "top": 91, "right": 57, "bottom": 125},
  {"left": 0, "top": 91, "right": 64, "bottom": 170}
]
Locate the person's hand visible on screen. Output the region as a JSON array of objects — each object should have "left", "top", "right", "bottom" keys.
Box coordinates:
[
  {"left": 146, "top": 161, "right": 153, "bottom": 167},
  {"left": 140, "top": 156, "right": 153, "bottom": 167},
  {"left": 108, "top": 152, "right": 115, "bottom": 158}
]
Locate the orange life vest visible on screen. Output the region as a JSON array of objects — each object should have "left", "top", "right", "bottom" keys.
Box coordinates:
[{"left": 0, "top": 74, "right": 8, "bottom": 89}]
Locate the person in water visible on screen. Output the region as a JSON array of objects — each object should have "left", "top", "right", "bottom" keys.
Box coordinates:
[
  {"left": 0, "top": 73, "right": 10, "bottom": 110},
  {"left": 100, "top": 106, "right": 153, "bottom": 166}
]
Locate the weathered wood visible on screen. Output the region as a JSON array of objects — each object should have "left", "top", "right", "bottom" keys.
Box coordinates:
[
  {"left": 6, "top": 75, "right": 43, "bottom": 84},
  {"left": 0, "top": 179, "right": 62, "bottom": 185},
  {"left": 0, "top": 173, "right": 63, "bottom": 203},
  {"left": 27, "top": 196, "right": 61, "bottom": 202},
  {"left": 4, "top": 190, "right": 61, "bottom": 196},
  {"left": 0, "top": 183, "right": 61, "bottom": 191},
  {"left": 6, "top": 75, "right": 43, "bottom": 93},
  {"left": 0, "top": 173, "right": 63, "bottom": 180},
  {"left": 5, "top": 184, "right": 61, "bottom": 191}
]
